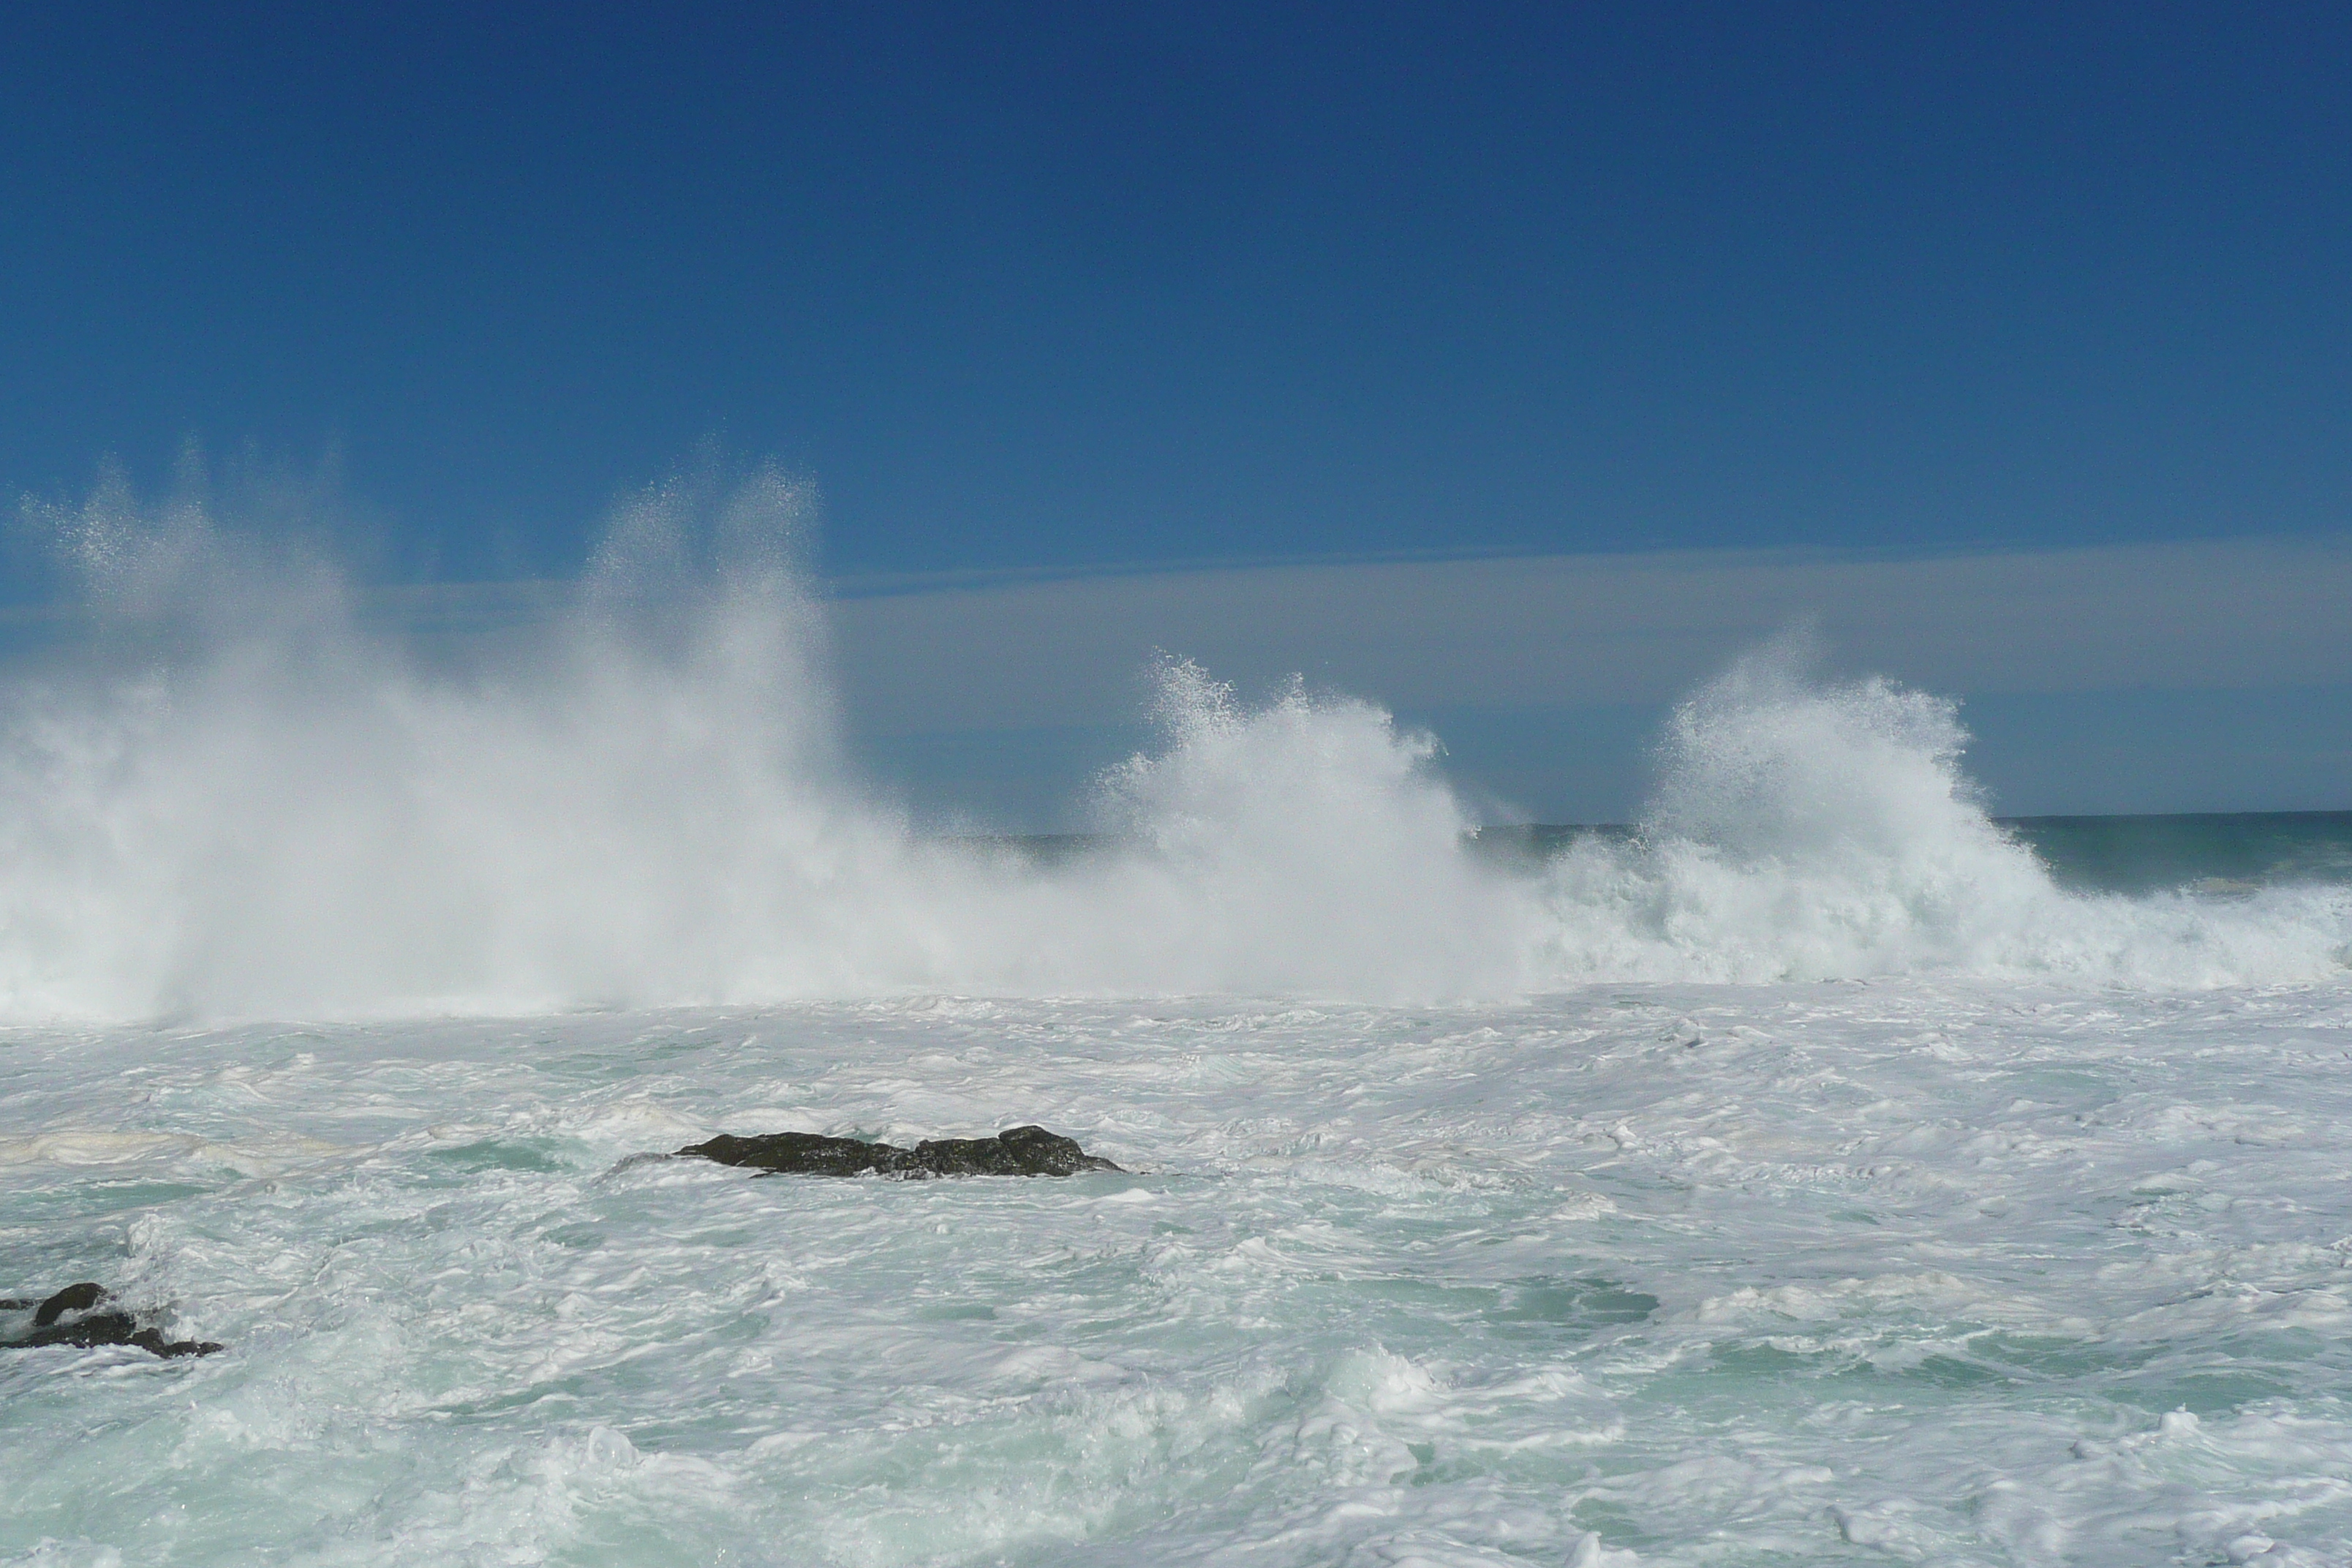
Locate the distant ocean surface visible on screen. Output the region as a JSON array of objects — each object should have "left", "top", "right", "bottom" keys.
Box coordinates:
[
  {"left": 1469, "top": 809, "right": 2352, "bottom": 896},
  {"left": 3, "top": 483, "right": 2349, "bottom": 1565},
  {"left": 2005, "top": 811, "right": 2352, "bottom": 896}
]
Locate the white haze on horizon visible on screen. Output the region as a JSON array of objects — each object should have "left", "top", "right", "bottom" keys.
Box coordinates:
[{"left": 822, "top": 534, "right": 2352, "bottom": 723}]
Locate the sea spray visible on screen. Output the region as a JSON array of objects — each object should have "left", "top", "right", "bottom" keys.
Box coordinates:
[
  {"left": 1534, "top": 647, "right": 2351, "bottom": 984},
  {"left": 0, "top": 467, "right": 1531, "bottom": 1016},
  {"left": 0, "top": 464, "right": 2342, "bottom": 1021}
]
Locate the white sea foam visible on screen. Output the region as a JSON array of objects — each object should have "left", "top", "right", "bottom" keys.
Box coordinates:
[
  {"left": 6, "top": 984, "right": 2352, "bottom": 1566},
  {"left": 0, "top": 468, "right": 2342, "bottom": 1022}
]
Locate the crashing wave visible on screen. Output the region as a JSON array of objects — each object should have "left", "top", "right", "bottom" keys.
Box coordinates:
[{"left": 0, "top": 467, "right": 2341, "bottom": 1019}]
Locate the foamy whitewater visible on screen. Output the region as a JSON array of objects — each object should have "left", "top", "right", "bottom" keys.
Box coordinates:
[{"left": 2, "top": 472, "right": 2349, "bottom": 1564}]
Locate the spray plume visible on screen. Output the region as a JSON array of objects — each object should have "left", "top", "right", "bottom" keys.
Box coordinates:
[{"left": 0, "top": 467, "right": 2340, "bottom": 1020}]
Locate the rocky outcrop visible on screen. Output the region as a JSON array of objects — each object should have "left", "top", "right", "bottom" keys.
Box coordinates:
[
  {"left": 1, "top": 1283, "right": 222, "bottom": 1358},
  {"left": 678, "top": 1123, "right": 1121, "bottom": 1177}
]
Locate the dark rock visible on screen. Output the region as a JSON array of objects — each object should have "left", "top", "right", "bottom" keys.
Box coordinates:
[
  {"left": 682, "top": 1131, "right": 910, "bottom": 1177},
  {"left": 911, "top": 1126, "right": 1118, "bottom": 1176},
  {"left": 679, "top": 1123, "right": 1120, "bottom": 1178},
  {"left": 33, "top": 1281, "right": 106, "bottom": 1327},
  {"left": 4, "top": 1282, "right": 222, "bottom": 1359}
]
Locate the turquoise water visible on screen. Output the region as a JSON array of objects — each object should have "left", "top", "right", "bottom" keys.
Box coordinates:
[{"left": 9, "top": 983, "right": 2352, "bottom": 1566}]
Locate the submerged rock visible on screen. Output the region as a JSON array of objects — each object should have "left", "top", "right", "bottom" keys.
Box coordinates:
[
  {"left": 678, "top": 1123, "right": 1121, "bottom": 1178},
  {"left": 1, "top": 1283, "right": 222, "bottom": 1358}
]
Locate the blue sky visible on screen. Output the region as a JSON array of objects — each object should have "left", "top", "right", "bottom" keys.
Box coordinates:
[{"left": 4, "top": 4, "right": 2348, "bottom": 821}]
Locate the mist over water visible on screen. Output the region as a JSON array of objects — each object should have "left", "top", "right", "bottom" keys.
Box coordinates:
[{"left": 0, "top": 470, "right": 2343, "bottom": 1022}]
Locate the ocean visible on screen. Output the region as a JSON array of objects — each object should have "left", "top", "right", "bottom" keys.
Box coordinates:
[{"left": 2, "top": 483, "right": 2350, "bottom": 1565}]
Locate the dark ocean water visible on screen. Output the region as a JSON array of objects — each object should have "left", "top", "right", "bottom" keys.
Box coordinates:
[
  {"left": 1460, "top": 811, "right": 2352, "bottom": 894},
  {"left": 2001, "top": 810, "right": 2352, "bottom": 894}
]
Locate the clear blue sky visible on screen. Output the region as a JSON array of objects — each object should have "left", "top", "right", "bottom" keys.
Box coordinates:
[
  {"left": 4, "top": 4, "right": 2348, "bottom": 824},
  {"left": 6, "top": 2, "right": 2347, "bottom": 581}
]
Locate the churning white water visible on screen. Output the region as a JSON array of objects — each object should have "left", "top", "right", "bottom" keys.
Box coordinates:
[
  {"left": 2, "top": 471, "right": 2350, "bottom": 1564},
  {"left": 12, "top": 988, "right": 2352, "bottom": 1567}
]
